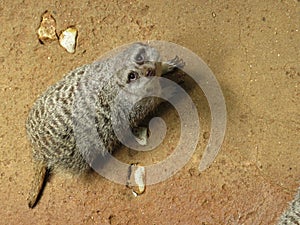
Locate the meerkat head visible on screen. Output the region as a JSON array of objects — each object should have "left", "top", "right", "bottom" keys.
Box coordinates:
[{"left": 115, "top": 43, "right": 163, "bottom": 93}]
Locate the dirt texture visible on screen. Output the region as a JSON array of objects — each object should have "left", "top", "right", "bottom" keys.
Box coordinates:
[{"left": 0, "top": 0, "right": 299, "bottom": 224}]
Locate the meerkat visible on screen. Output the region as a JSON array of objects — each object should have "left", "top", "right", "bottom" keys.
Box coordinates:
[{"left": 26, "top": 42, "right": 184, "bottom": 208}]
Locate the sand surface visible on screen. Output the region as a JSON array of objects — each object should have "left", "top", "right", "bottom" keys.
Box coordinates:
[{"left": 0, "top": 0, "right": 299, "bottom": 224}]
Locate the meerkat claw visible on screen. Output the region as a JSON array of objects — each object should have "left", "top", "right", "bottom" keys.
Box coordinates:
[{"left": 162, "top": 56, "right": 185, "bottom": 75}]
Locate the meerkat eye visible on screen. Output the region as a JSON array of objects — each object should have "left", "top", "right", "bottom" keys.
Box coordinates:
[
  {"left": 134, "top": 49, "right": 145, "bottom": 65},
  {"left": 127, "top": 71, "right": 138, "bottom": 82}
]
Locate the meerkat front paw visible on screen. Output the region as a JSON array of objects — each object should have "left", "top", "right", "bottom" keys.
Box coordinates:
[
  {"left": 162, "top": 56, "right": 185, "bottom": 75},
  {"left": 132, "top": 126, "right": 149, "bottom": 146}
]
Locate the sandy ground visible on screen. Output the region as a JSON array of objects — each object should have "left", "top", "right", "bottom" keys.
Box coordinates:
[{"left": 0, "top": 0, "right": 299, "bottom": 224}]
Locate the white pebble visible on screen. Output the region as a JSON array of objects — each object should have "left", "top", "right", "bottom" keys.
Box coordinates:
[{"left": 59, "top": 27, "right": 78, "bottom": 53}]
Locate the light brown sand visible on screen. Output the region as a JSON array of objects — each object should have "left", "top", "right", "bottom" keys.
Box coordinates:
[{"left": 0, "top": 0, "right": 299, "bottom": 224}]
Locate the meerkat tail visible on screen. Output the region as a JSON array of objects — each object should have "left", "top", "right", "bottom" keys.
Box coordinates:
[{"left": 28, "top": 162, "right": 50, "bottom": 208}]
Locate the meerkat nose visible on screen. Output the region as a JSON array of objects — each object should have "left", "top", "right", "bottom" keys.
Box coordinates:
[{"left": 146, "top": 68, "right": 155, "bottom": 77}]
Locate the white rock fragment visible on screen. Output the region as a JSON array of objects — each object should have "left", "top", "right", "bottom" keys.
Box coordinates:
[
  {"left": 132, "top": 127, "right": 148, "bottom": 146},
  {"left": 134, "top": 166, "right": 146, "bottom": 194},
  {"left": 37, "top": 11, "right": 58, "bottom": 44},
  {"left": 127, "top": 163, "right": 146, "bottom": 196},
  {"left": 59, "top": 27, "right": 78, "bottom": 54}
]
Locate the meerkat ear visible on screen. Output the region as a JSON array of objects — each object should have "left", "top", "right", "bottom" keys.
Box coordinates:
[{"left": 134, "top": 48, "right": 146, "bottom": 65}]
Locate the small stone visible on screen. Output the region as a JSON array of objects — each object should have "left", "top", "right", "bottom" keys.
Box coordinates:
[
  {"left": 59, "top": 27, "right": 78, "bottom": 54},
  {"left": 37, "top": 11, "right": 58, "bottom": 44},
  {"left": 203, "top": 131, "right": 209, "bottom": 140},
  {"left": 127, "top": 163, "right": 146, "bottom": 196}
]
